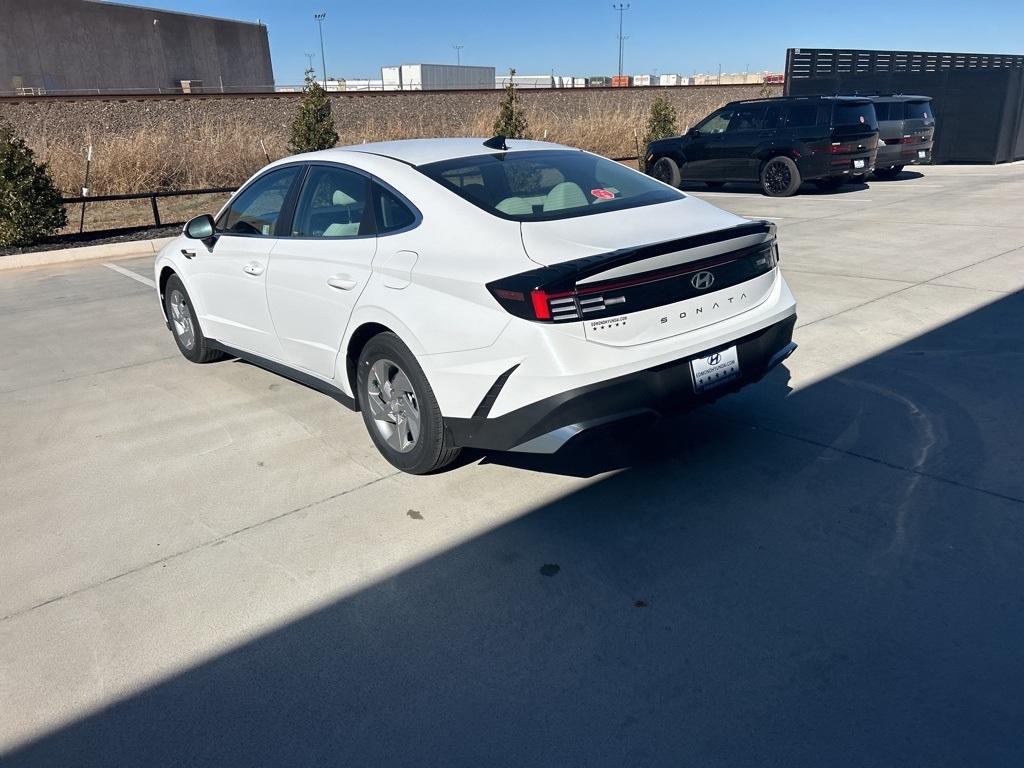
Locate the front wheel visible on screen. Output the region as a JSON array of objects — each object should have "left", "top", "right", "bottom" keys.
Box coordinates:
[
  {"left": 760, "top": 156, "right": 801, "bottom": 197},
  {"left": 357, "top": 332, "right": 460, "bottom": 474},
  {"left": 163, "top": 274, "right": 225, "bottom": 363},
  {"left": 651, "top": 157, "right": 682, "bottom": 188}
]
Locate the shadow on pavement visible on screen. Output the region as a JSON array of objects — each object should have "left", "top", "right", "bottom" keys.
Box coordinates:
[
  {"left": 7, "top": 291, "right": 1023, "bottom": 767},
  {"left": 680, "top": 179, "right": 870, "bottom": 196}
]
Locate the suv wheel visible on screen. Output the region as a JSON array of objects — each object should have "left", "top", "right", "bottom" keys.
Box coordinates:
[
  {"left": 760, "top": 156, "right": 800, "bottom": 197},
  {"left": 357, "top": 332, "right": 461, "bottom": 474},
  {"left": 651, "top": 157, "right": 682, "bottom": 188},
  {"left": 164, "top": 274, "right": 225, "bottom": 363},
  {"left": 874, "top": 165, "right": 904, "bottom": 180}
]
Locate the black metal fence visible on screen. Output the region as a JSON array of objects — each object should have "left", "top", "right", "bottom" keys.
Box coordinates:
[
  {"left": 784, "top": 48, "right": 1024, "bottom": 164},
  {"left": 62, "top": 187, "right": 236, "bottom": 235}
]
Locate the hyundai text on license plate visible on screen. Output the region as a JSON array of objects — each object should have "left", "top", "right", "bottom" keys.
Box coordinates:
[{"left": 691, "top": 346, "right": 740, "bottom": 393}]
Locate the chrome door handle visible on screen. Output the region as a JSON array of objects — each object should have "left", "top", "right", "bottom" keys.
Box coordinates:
[
  {"left": 326, "top": 275, "right": 358, "bottom": 291},
  {"left": 243, "top": 262, "right": 265, "bottom": 276}
]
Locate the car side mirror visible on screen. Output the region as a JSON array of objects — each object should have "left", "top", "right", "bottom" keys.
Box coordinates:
[
  {"left": 688, "top": 127, "right": 701, "bottom": 137},
  {"left": 184, "top": 214, "right": 217, "bottom": 246}
]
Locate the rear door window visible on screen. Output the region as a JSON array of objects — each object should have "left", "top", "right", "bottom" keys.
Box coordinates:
[
  {"left": 783, "top": 104, "right": 818, "bottom": 128},
  {"left": 291, "top": 165, "right": 371, "bottom": 239},
  {"left": 725, "top": 104, "right": 767, "bottom": 132}
]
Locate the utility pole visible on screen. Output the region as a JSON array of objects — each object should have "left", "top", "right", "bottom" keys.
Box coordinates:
[
  {"left": 452, "top": 44, "right": 464, "bottom": 66},
  {"left": 613, "top": 3, "right": 630, "bottom": 77},
  {"left": 304, "top": 52, "right": 315, "bottom": 74},
  {"left": 314, "top": 13, "right": 327, "bottom": 87}
]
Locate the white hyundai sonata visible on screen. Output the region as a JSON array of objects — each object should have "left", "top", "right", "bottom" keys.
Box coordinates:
[{"left": 155, "top": 137, "right": 797, "bottom": 473}]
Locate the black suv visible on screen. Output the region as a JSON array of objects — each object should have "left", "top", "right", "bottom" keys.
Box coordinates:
[
  {"left": 645, "top": 96, "right": 879, "bottom": 197},
  {"left": 870, "top": 95, "right": 935, "bottom": 179}
]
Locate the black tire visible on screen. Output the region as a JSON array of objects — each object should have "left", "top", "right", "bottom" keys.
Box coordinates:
[
  {"left": 705, "top": 181, "right": 726, "bottom": 189},
  {"left": 760, "top": 156, "right": 801, "bottom": 197},
  {"left": 873, "top": 165, "right": 904, "bottom": 180},
  {"left": 357, "top": 332, "right": 460, "bottom": 474},
  {"left": 163, "top": 274, "right": 225, "bottom": 363},
  {"left": 651, "top": 156, "right": 682, "bottom": 188},
  {"left": 814, "top": 177, "right": 845, "bottom": 192}
]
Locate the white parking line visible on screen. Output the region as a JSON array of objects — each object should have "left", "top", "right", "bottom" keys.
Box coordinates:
[{"left": 103, "top": 262, "right": 156, "bottom": 289}]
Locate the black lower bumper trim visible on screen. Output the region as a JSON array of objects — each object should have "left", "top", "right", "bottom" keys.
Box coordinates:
[{"left": 446, "top": 314, "right": 797, "bottom": 451}]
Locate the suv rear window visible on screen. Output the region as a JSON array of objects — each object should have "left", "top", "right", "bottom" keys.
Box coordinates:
[
  {"left": 419, "top": 149, "right": 683, "bottom": 222},
  {"left": 873, "top": 102, "right": 902, "bottom": 121},
  {"left": 833, "top": 102, "right": 878, "bottom": 133},
  {"left": 905, "top": 101, "right": 935, "bottom": 123}
]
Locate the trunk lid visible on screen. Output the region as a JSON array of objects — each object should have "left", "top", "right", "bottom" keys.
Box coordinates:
[{"left": 513, "top": 198, "right": 779, "bottom": 347}]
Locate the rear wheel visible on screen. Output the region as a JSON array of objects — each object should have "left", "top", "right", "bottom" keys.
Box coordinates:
[
  {"left": 651, "top": 157, "right": 682, "bottom": 188},
  {"left": 760, "top": 156, "right": 801, "bottom": 197},
  {"left": 874, "top": 165, "right": 904, "bottom": 180},
  {"left": 163, "top": 274, "right": 225, "bottom": 363},
  {"left": 357, "top": 332, "right": 460, "bottom": 474}
]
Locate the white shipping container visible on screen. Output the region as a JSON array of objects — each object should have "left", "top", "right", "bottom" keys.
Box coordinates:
[
  {"left": 495, "top": 74, "right": 554, "bottom": 89},
  {"left": 632, "top": 74, "right": 656, "bottom": 86},
  {"left": 391, "top": 63, "right": 495, "bottom": 90},
  {"left": 573, "top": 77, "right": 587, "bottom": 88},
  {"left": 381, "top": 66, "right": 402, "bottom": 91},
  {"left": 658, "top": 74, "right": 682, "bottom": 86}
]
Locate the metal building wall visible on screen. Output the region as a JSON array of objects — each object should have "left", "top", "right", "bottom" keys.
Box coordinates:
[
  {"left": 0, "top": 0, "right": 273, "bottom": 95},
  {"left": 784, "top": 48, "right": 1024, "bottom": 163}
]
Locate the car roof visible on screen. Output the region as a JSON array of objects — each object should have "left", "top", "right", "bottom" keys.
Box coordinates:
[
  {"left": 299, "top": 138, "right": 572, "bottom": 167},
  {"left": 730, "top": 95, "right": 873, "bottom": 107},
  {"left": 868, "top": 94, "right": 933, "bottom": 102}
]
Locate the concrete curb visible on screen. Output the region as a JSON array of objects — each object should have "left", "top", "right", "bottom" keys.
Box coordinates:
[{"left": 0, "top": 237, "right": 175, "bottom": 272}]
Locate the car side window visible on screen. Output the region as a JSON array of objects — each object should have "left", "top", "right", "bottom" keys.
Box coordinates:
[
  {"left": 291, "top": 165, "right": 370, "bottom": 238},
  {"left": 699, "top": 110, "right": 732, "bottom": 134},
  {"left": 219, "top": 167, "right": 300, "bottom": 236},
  {"left": 374, "top": 183, "right": 418, "bottom": 234},
  {"left": 725, "top": 105, "right": 767, "bottom": 132},
  {"left": 783, "top": 104, "right": 818, "bottom": 128}
]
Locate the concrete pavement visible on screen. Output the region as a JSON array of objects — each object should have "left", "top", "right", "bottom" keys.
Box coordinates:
[{"left": 1, "top": 164, "right": 1023, "bottom": 766}]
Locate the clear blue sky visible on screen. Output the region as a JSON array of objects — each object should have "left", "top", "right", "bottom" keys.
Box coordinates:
[{"left": 143, "top": 0, "right": 1024, "bottom": 85}]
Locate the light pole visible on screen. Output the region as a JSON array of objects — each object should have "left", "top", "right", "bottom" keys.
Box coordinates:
[
  {"left": 314, "top": 13, "right": 327, "bottom": 87},
  {"left": 304, "top": 52, "right": 315, "bottom": 75},
  {"left": 453, "top": 44, "right": 464, "bottom": 66},
  {"left": 613, "top": 3, "right": 630, "bottom": 77}
]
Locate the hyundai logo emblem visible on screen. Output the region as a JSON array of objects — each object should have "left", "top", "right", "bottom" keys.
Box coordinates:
[
  {"left": 707, "top": 353, "right": 721, "bottom": 365},
  {"left": 691, "top": 271, "right": 715, "bottom": 290}
]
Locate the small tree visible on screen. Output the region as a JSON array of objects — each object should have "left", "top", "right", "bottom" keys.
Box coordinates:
[
  {"left": 493, "top": 68, "right": 529, "bottom": 139},
  {"left": 0, "top": 119, "right": 67, "bottom": 248},
  {"left": 643, "top": 95, "right": 679, "bottom": 147},
  {"left": 289, "top": 68, "right": 339, "bottom": 154}
]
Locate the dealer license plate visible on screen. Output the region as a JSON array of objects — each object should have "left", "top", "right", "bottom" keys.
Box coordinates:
[
  {"left": 853, "top": 158, "right": 866, "bottom": 169},
  {"left": 691, "top": 346, "right": 740, "bottom": 393},
  {"left": 918, "top": 150, "right": 927, "bottom": 159}
]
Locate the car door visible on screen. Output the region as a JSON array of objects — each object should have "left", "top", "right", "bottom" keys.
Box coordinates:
[
  {"left": 265, "top": 163, "right": 379, "bottom": 379},
  {"left": 188, "top": 165, "right": 301, "bottom": 359},
  {"left": 720, "top": 104, "right": 772, "bottom": 179},
  {"left": 680, "top": 109, "right": 730, "bottom": 180}
]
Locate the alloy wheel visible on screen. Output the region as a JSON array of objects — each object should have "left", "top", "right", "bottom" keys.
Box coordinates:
[
  {"left": 168, "top": 289, "right": 195, "bottom": 350},
  {"left": 365, "top": 358, "right": 421, "bottom": 453},
  {"left": 765, "top": 160, "right": 791, "bottom": 194}
]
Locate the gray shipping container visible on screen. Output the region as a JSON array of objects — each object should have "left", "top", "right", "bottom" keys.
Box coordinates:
[{"left": 383, "top": 64, "right": 495, "bottom": 90}]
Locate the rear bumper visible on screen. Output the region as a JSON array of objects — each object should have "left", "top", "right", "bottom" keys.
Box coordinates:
[
  {"left": 446, "top": 313, "right": 797, "bottom": 452},
  {"left": 877, "top": 144, "right": 933, "bottom": 167}
]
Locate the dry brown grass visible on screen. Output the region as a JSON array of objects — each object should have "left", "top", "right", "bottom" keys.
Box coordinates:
[{"left": 22, "top": 90, "right": 751, "bottom": 233}]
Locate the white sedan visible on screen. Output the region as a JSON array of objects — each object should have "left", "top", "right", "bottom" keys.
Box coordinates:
[{"left": 155, "top": 137, "right": 797, "bottom": 473}]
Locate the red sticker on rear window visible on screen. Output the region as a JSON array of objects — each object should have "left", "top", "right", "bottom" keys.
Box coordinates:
[
  {"left": 591, "top": 188, "right": 615, "bottom": 200},
  {"left": 859, "top": 115, "right": 865, "bottom": 123}
]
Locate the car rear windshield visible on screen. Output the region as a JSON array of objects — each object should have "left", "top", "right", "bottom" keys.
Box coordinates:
[
  {"left": 905, "top": 100, "right": 935, "bottom": 122},
  {"left": 832, "top": 102, "right": 878, "bottom": 133},
  {"left": 418, "top": 149, "right": 684, "bottom": 222}
]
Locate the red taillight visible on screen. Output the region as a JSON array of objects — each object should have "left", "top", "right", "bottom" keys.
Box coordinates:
[{"left": 530, "top": 291, "right": 551, "bottom": 320}]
